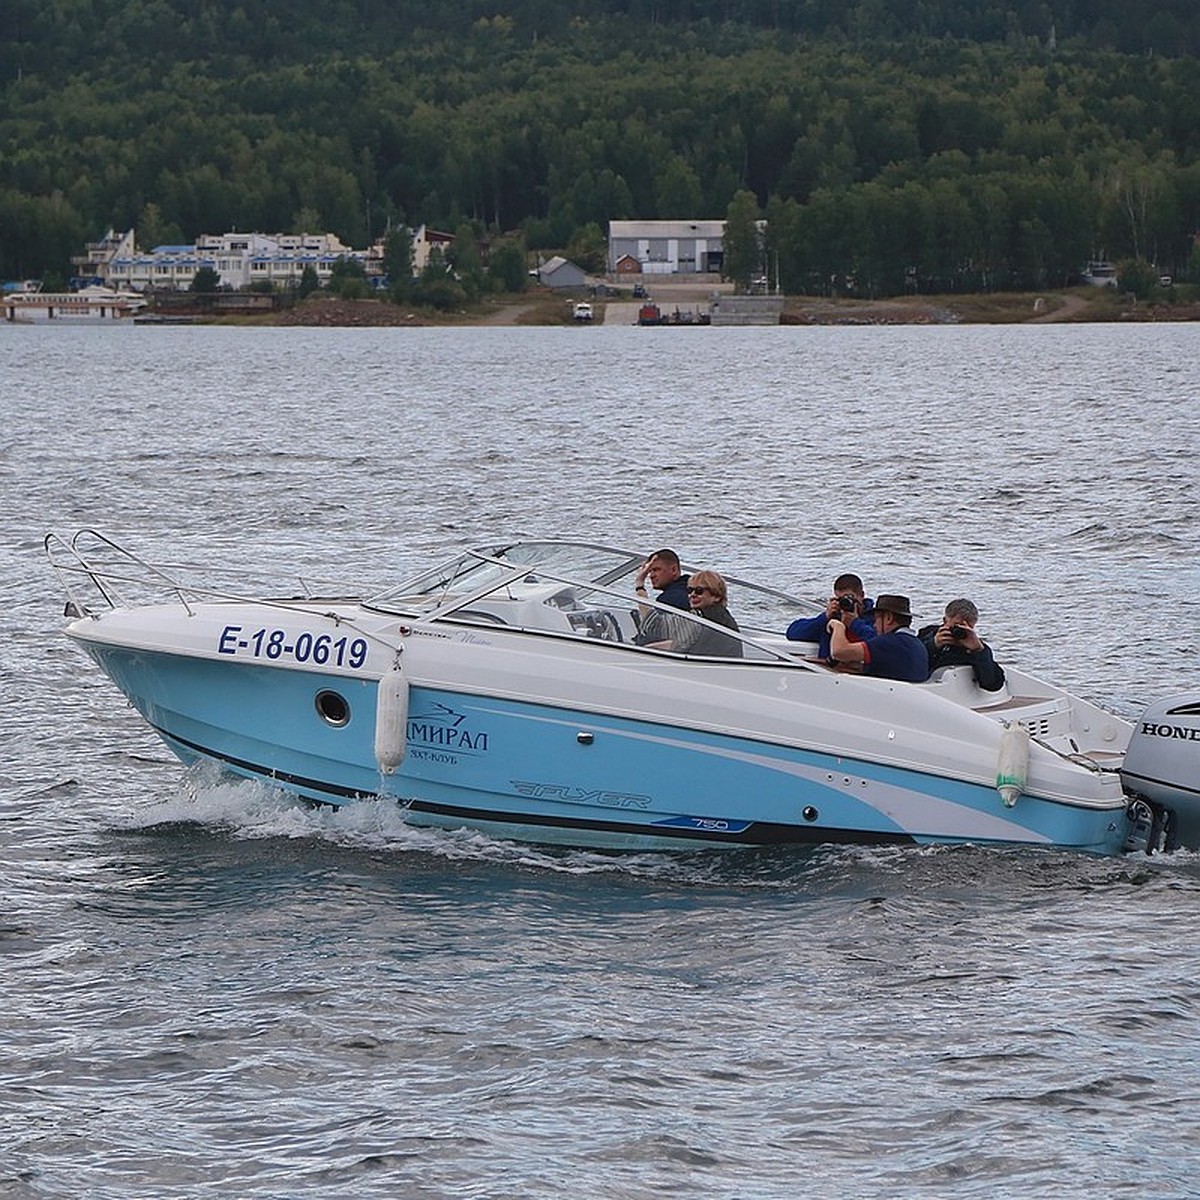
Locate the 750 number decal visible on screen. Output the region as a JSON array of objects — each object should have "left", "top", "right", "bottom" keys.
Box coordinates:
[{"left": 217, "top": 624, "right": 369, "bottom": 669}]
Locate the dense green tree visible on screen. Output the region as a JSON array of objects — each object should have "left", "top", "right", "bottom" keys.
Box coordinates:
[
  {"left": 191, "top": 266, "right": 221, "bottom": 292},
  {"left": 654, "top": 157, "right": 704, "bottom": 219},
  {"left": 448, "top": 221, "right": 485, "bottom": 299},
  {"left": 328, "top": 254, "right": 370, "bottom": 298},
  {"left": 488, "top": 238, "right": 528, "bottom": 293},
  {"left": 411, "top": 263, "right": 467, "bottom": 310},
  {"left": 298, "top": 264, "right": 320, "bottom": 297},
  {"left": 4, "top": 1, "right": 1200, "bottom": 292},
  {"left": 722, "top": 190, "right": 762, "bottom": 292},
  {"left": 292, "top": 207, "right": 323, "bottom": 235},
  {"left": 0, "top": 189, "right": 83, "bottom": 280},
  {"left": 1116, "top": 257, "right": 1160, "bottom": 298},
  {"left": 565, "top": 224, "right": 607, "bottom": 275},
  {"left": 137, "top": 202, "right": 183, "bottom": 251},
  {"left": 329, "top": 255, "right": 366, "bottom": 280},
  {"left": 382, "top": 227, "right": 414, "bottom": 299}
]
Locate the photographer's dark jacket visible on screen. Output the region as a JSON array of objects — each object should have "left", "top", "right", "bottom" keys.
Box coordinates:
[{"left": 918, "top": 625, "right": 1006, "bottom": 692}]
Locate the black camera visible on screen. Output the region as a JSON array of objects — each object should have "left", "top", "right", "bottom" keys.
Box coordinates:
[
  {"left": 837, "top": 595, "right": 857, "bottom": 612},
  {"left": 949, "top": 625, "right": 969, "bottom": 640}
]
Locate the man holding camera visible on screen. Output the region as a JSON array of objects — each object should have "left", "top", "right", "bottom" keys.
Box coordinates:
[
  {"left": 786, "top": 572, "right": 876, "bottom": 661},
  {"left": 919, "top": 598, "right": 1006, "bottom": 692}
]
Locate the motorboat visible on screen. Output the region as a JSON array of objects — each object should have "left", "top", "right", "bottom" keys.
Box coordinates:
[{"left": 46, "top": 532, "right": 1200, "bottom": 855}]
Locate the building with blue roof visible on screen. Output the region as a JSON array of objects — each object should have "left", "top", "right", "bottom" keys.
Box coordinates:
[{"left": 83, "top": 229, "right": 374, "bottom": 291}]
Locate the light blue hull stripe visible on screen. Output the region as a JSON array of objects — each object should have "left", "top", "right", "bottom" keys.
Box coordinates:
[{"left": 82, "top": 644, "right": 1129, "bottom": 853}]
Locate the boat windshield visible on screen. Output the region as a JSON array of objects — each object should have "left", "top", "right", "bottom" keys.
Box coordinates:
[
  {"left": 366, "top": 541, "right": 822, "bottom": 661},
  {"left": 368, "top": 541, "right": 645, "bottom": 611}
]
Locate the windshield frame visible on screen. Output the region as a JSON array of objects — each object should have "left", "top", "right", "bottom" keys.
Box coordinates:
[{"left": 363, "top": 540, "right": 823, "bottom": 665}]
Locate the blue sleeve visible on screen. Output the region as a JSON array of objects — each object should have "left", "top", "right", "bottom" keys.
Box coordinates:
[
  {"left": 786, "top": 614, "right": 825, "bottom": 641},
  {"left": 847, "top": 616, "right": 876, "bottom": 641}
]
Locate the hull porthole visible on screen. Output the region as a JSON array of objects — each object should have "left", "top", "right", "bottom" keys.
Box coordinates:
[{"left": 315, "top": 690, "right": 350, "bottom": 727}]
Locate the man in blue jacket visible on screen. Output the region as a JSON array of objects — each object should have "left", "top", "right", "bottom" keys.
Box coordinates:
[
  {"left": 786, "top": 572, "right": 876, "bottom": 661},
  {"left": 828, "top": 594, "right": 929, "bottom": 682}
]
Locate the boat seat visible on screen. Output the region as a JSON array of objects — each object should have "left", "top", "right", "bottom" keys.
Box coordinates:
[{"left": 922, "top": 665, "right": 1012, "bottom": 709}]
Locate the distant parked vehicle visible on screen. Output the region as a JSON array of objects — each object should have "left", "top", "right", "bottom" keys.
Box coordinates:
[
  {"left": 632, "top": 282, "right": 647, "bottom": 298},
  {"left": 572, "top": 301, "right": 594, "bottom": 322}
]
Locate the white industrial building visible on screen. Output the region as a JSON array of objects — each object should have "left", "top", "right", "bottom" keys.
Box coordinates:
[{"left": 608, "top": 220, "right": 727, "bottom": 276}]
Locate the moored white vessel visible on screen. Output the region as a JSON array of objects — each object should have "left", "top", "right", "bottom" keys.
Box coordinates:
[{"left": 4, "top": 286, "right": 147, "bottom": 323}]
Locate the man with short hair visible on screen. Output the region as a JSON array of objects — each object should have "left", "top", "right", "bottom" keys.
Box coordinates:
[
  {"left": 828, "top": 594, "right": 928, "bottom": 682},
  {"left": 633, "top": 548, "right": 690, "bottom": 645},
  {"left": 919, "top": 598, "right": 1006, "bottom": 691},
  {"left": 786, "top": 572, "right": 876, "bottom": 660},
  {"left": 634, "top": 548, "right": 689, "bottom": 610}
]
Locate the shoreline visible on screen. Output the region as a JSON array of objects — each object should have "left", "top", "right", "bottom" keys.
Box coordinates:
[{"left": 177, "top": 285, "right": 1200, "bottom": 328}]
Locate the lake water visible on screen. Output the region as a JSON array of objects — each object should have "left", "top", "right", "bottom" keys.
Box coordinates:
[{"left": 3, "top": 321, "right": 1200, "bottom": 1198}]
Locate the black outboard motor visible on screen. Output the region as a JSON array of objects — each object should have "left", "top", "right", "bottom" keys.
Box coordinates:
[{"left": 1121, "top": 696, "right": 1200, "bottom": 849}]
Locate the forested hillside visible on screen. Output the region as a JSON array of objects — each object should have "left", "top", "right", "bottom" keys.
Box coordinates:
[{"left": 3, "top": 0, "right": 1199, "bottom": 294}]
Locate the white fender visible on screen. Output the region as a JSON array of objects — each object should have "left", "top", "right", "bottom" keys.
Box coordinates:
[
  {"left": 996, "top": 720, "right": 1030, "bottom": 808},
  {"left": 374, "top": 657, "right": 408, "bottom": 775}
]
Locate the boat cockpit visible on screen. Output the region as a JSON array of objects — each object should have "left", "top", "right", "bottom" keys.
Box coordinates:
[
  {"left": 366, "top": 540, "right": 811, "bottom": 661},
  {"left": 362, "top": 541, "right": 1136, "bottom": 760}
]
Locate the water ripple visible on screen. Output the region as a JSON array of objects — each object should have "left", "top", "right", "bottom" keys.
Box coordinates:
[{"left": 3, "top": 322, "right": 1200, "bottom": 1197}]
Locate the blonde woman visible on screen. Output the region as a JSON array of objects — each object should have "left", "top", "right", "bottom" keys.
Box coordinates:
[{"left": 648, "top": 569, "right": 743, "bottom": 658}]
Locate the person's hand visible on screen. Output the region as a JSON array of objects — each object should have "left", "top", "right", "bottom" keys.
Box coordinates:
[
  {"left": 635, "top": 560, "right": 651, "bottom": 588},
  {"left": 957, "top": 628, "right": 983, "bottom": 652},
  {"left": 937, "top": 624, "right": 982, "bottom": 652}
]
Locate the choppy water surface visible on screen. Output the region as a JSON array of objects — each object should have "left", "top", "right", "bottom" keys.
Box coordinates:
[{"left": 3, "top": 322, "right": 1200, "bottom": 1198}]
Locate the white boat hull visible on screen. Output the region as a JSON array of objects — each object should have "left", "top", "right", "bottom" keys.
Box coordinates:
[
  {"left": 68, "top": 605, "right": 1131, "bottom": 853},
  {"left": 50, "top": 533, "right": 1197, "bottom": 856}
]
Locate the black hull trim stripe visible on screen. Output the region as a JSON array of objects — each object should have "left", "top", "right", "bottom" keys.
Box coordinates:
[
  {"left": 158, "top": 726, "right": 376, "bottom": 801},
  {"left": 153, "top": 724, "right": 910, "bottom": 848},
  {"left": 400, "top": 798, "right": 906, "bottom": 847}
]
